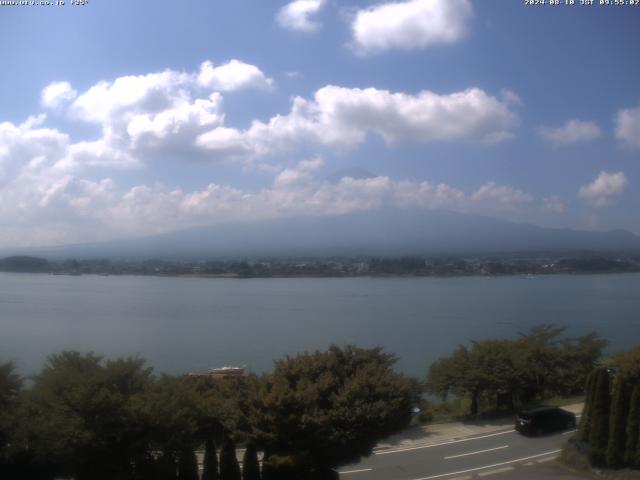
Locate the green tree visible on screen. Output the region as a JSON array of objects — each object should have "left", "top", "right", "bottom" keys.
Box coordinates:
[
  {"left": 255, "top": 345, "right": 415, "bottom": 477},
  {"left": 242, "top": 444, "right": 260, "bottom": 480},
  {"left": 606, "top": 376, "right": 631, "bottom": 468},
  {"left": 22, "top": 352, "right": 153, "bottom": 480},
  {"left": 588, "top": 368, "right": 611, "bottom": 467},
  {"left": 426, "top": 326, "right": 606, "bottom": 416},
  {"left": 220, "top": 436, "right": 241, "bottom": 480},
  {"left": 0, "top": 362, "right": 23, "bottom": 477},
  {"left": 202, "top": 437, "right": 219, "bottom": 480},
  {"left": 135, "top": 375, "right": 203, "bottom": 459},
  {"left": 625, "top": 385, "right": 640, "bottom": 468}
]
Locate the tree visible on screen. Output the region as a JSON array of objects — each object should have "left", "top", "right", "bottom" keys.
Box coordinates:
[
  {"left": 219, "top": 436, "right": 241, "bottom": 480},
  {"left": 255, "top": 345, "right": 415, "bottom": 476},
  {"left": 135, "top": 375, "right": 203, "bottom": 461},
  {"left": 579, "top": 370, "right": 597, "bottom": 442},
  {"left": 0, "top": 362, "right": 22, "bottom": 476},
  {"left": 202, "top": 437, "right": 219, "bottom": 480},
  {"left": 177, "top": 449, "right": 199, "bottom": 480},
  {"left": 588, "top": 368, "right": 611, "bottom": 467},
  {"left": 21, "top": 352, "right": 154, "bottom": 480},
  {"left": 625, "top": 385, "right": 640, "bottom": 468},
  {"left": 242, "top": 444, "right": 260, "bottom": 480},
  {"left": 606, "top": 376, "right": 631, "bottom": 468},
  {"left": 426, "top": 326, "right": 606, "bottom": 416}
]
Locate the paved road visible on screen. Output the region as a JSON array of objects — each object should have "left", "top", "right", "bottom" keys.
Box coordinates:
[{"left": 338, "top": 427, "right": 579, "bottom": 480}]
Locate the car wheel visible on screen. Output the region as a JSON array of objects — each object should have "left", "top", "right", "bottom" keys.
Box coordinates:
[
  {"left": 535, "top": 427, "right": 544, "bottom": 436},
  {"left": 566, "top": 419, "right": 576, "bottom": 429}
]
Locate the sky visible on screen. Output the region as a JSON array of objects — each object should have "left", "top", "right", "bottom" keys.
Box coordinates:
[{"left": 0, "top": 0, "right": 639, "bottom": 249}]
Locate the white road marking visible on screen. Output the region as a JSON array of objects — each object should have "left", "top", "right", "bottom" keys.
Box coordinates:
[
  {"left": 444, "top": 445, "right": 509, "bottom": 460},
  {"left": 477, "top": 466, "right": 514, "bottom": 476},
  {"left": 408, "top": 449, "right": 562, "bottom": 480},
  {"left": 375, "top": 430, "right": 515, "bottom": 456},
  {"left": 536, "top": 457, "right": 556, "bottom": 463},
  {"left": 339, "top": 468, "right": 373, "bottom": 475}
]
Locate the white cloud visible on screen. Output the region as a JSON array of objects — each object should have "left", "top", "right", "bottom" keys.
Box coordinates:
[
  {"left": 126, "top": 93, "right": 224, "bottom": 150},
  {"left": 543, "top": 195, "right": 566, "bottom": 214},
  {"left": 0, "top": 115, "right": 538, "bottom": 247},
  {"left": 196, "top": 85, "right": 517, "bottom": 160},
  {"left": 274, "top": 157, "right": 324, "bottom": 188},
  {"left": 471, "top": 182, "right": 533, "bottom": 211},
  {"left": 197, "top": 60, "right": 273, "bottom": 92},
  {"left": 0, "top": 118, "right": 69, "bottom": 186},
  {"left": 351, "top": 0, "right": 472, "bottom": 54},
  {"left": 58, "top": 60, "right": 270, "bottom": 168},
  {"left": 57, "top": 139, "right": 141, "bottom": 171},
  {"left": 70, "top": 70, "right": 194, "bottom": 124},
  {"left": 538, "top": 119, "right": 601, "bottom": 145},
  {"left": 615, "top": 106, "right": 640, "bottom": 149},
  {"left": 277, "top": 0, "right": 326, "bottom": 32},
  {"left": 579, "top": 171, "right": 628, "bottom": 208},
  {"left": 41, "top": 81, "right": 78, "bottom": 109}
]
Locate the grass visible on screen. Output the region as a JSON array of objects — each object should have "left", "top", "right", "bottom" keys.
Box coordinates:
[{"left": 415, "top": 394, "right": 585, "bottom": 426}]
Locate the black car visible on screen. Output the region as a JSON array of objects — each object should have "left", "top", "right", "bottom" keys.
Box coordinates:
[{"left": 515, "top": 406, "right": 577, "bottom": 436}]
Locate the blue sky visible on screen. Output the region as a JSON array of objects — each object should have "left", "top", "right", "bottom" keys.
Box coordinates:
[{"left": 0, "top": 0, "right": 639, "bottom": 248}]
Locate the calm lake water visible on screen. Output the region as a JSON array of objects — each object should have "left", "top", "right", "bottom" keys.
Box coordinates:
[{"left": 1, "top": 273, "right": 639, "bottom": 377}]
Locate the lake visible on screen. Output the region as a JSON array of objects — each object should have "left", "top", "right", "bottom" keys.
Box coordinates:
[{"left": 1, "top": 273, "right": 639, "bottom": 377}]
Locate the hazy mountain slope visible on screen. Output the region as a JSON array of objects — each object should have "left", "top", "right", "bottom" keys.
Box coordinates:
[{"left": 6, "top": 209, "right": 640, "bottom": 259}]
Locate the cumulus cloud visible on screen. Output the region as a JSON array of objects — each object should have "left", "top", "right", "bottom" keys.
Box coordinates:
[
  {"left": 471, "top": 182, "right": 533, "bottom": 211},
  {"left": 57, "top": 139, "right": 141, "bottom": 171},
  {"left": 41, "top": 81, "right": 78, "bottom": 109},
  {"left": 197, "top": 85, "right": 517, "bottom": 160},
  {"left": 274, "top": 157, "right": 324, "bottom": 188},
  {"left": 276, "top": 0, "right": 326, "bottom": 32},
  {"left": 579, "top": 171, "right": 628, "bottom": 208},
  {"left": 0, "top": 112, "right": 536, "bottom": 247},
  {"left": 538, "top": 119, "right": 601, "bottom": 145},
  {"left": 197, "top": 60, "right": 273, "bottom": 91},
  {"left": 0, "top": 118, "right": 69, "bottom": 186},
  {"left": 351, "top": 0, "right": 473, "bottom": 54},
  {"left": 615, "top": 105, "right": 640, "bottom": 149}
]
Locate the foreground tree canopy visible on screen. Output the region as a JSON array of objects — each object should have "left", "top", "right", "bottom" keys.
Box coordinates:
[
  {"left": 255, "top": 345, "right": 417, "bottom": 477},
  {"left": 0, "top": 345, "right": 416, "bottom": 480},
  {"left": 426, "top": 325, "right": 607, "bottom": 415}
]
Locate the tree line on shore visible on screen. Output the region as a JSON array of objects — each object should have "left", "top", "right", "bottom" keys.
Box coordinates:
[
  {"left": 426, "top": 325, "right": 606, "bottom": 416},
  {"left": 0, "top": 325, "right": 613, "bottom": 480}
]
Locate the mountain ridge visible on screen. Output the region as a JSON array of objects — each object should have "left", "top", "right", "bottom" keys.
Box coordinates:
[{"left": 3, "top": 208, "right": 640, "bottom": 259}]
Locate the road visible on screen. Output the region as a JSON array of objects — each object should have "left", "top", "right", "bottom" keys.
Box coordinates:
[{"left": 338, "top": 427, "right": 582, "bottom": 480}]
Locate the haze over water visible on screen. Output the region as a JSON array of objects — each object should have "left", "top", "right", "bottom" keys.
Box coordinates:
[{"left": 1, "top": 272, "right": 639, "bottom": 377}]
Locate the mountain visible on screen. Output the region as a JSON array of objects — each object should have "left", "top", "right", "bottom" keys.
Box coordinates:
[{"left": 5, "top": 209, "right": 640, "bottom": 260}]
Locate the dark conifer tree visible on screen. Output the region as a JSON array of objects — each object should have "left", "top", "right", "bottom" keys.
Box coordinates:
[
  {"left": 606, "top": 377, "right": 631, "bottom": 468},
  {"left": 220, "top": 436, "right": 241, "bottom": 480},
  {"left": 579, "top": 370, "right": 597, "bottom": 442},
  {"left": 177, "top": 449, "right": 199, "bottom": 480},
  {"left": 625, "top": 385, "right": 640, "bottom": 468},
  {"left": 588, "top": 368, "right": 611, "bottom": 467},
  {"left": 156, "top": 453, "right": 178, "bottom": 480},
  {"left": 242, "top": 444, "right": 260, "bottom": 480},
  {"left": 202, "top": 437, "right": 219, "bottom": 480}
]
